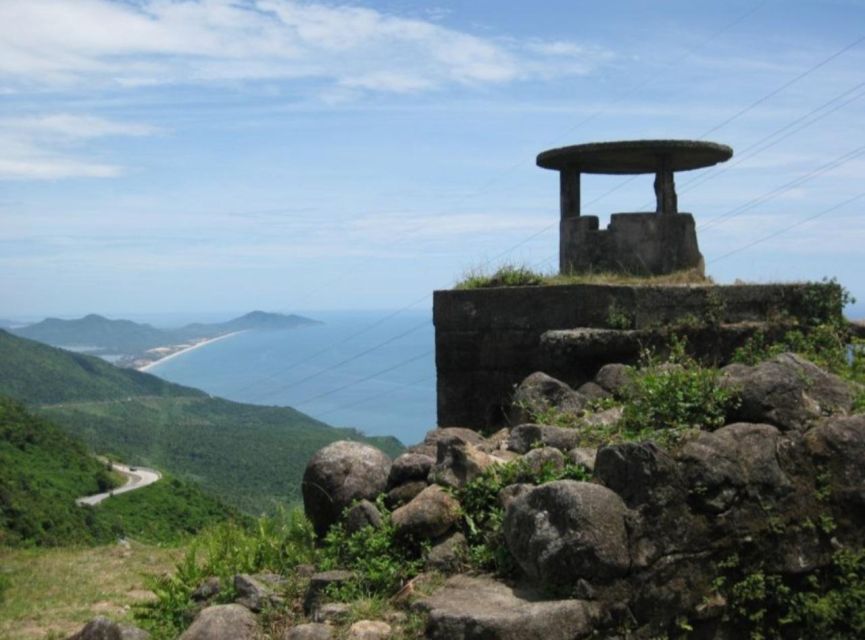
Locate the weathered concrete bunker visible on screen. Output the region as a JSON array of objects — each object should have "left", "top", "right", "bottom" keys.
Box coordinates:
[
  {"left": 536, "top": 139, "right": 732, "bottom": 276},
  {"left": 434, "top": 139, "right": 840, "bottom": 430}
]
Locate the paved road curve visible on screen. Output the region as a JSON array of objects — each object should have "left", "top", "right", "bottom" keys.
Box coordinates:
[{"left": 75, "top": 463, "right": 161, "bottom": 506}]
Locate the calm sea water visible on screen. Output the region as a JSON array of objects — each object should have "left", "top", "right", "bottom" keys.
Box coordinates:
[{"left": 146, "top": 310, "right": 436, "bottom": 446}]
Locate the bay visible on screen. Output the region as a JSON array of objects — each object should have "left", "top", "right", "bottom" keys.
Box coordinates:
[{"left": 145, "top": 310, "right": 436, "bottom": 446}]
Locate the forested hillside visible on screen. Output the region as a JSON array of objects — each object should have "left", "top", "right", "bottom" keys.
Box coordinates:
[
  {"left": 0, "top": 398, "right": 236, "bottom": 546},
  {"left": 0, "top": 331, "right": 403, "bottom": 514}
]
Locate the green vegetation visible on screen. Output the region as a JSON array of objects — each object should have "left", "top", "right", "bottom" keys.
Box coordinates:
[
  {"left": 524, "top": 340, "right": 740, "bottom": 449},
  {"left": 732, "top": 280, "right": 864, "bottom": 402},
  {"left": 455, "top": 263, "right": 710, "bottom": 289},
  {"left": 0, "top": 396, "right": 119, "bottom": 546},
  {"left": 0, "top": 396, "right": 239, "bottom": 547},
  {"left": 39, "top": 395, "right": 402, "bottom": 514},
  {"left": 0, "top": 330, "right": 403, "bottom": 514},
  {"left": 320, "top": 500, "right": 426, "bottom": 599},
  {"left": 138, "top": 509, "right": 316, "bottom": 639},
  {"left": 711, "top": 549, "right": 865, "bottom": 639}
]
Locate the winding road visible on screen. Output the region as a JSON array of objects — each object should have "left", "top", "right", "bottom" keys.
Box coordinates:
[{"left": 75, "top": 463, "right": 162, "bottom": 506}]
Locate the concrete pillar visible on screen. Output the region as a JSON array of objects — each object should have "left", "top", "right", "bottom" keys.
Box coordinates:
[
  {"left": 559, "top": 167, "right": 580, "bottom": 219},
  {"left": 653, "top": 155, "right": 678, "bottom": 214}
]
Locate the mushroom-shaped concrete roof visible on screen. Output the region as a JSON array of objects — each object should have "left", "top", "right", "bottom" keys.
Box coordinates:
[{"left": 536, "top": 139, "right": 733, "bottom": 174}]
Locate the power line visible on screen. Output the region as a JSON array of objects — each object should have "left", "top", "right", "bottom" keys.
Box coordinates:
[
  {"left": 699, "top": 142, "right": 865, "bottom": 231},
  {"left": 291, "top": 350, "right": 433, "bottom": 408},
  {"left": 708, "top": 190, "right": 865, "bottom": 264},
  {"left": 247, "top": 317, "right": 431, "bottom": 402},
  {"left": 697, "top": 33, "right": 865, "bottom": 140}
]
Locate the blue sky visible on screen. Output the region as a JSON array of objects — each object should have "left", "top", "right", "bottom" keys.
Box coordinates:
[{"left": 2, "top": 0, "right": 865, "bottom": 319}]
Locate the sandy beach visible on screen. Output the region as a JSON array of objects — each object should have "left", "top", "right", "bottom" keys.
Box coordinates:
[{"left": 137, "top": 331, "right": 245, "bottom": 371}]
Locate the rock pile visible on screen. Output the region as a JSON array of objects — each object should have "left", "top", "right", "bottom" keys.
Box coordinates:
[{"left": 65, "top": 352, "right": 864, "bottom": 639}]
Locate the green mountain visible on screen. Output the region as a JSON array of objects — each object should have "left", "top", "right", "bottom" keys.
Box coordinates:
[
  {"left": 12, "top": 311, "right": 321, "bottom": 358},
  {"left": 172, "top": 310, "right": 322, "bottom": 340},
  {"left": 0, "top": 397, "right": 237, "bottom": 546},
  {"left": 12, "top": 314, "right": 168, "bottom": 354},
  {"left": 0, "top": 330, "right": 403, "bottom": 514}
]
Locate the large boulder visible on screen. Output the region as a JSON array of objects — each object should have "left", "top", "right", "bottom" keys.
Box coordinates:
[
  {"left": 408, "top": 427, "right": 486, "bottom": 459},
  {"left": 428, "top": 435, "right": 499, "bottom": 489},
  {"left": 391, "top": 485, "right": 461, "bottom": 540},
  {"left": 677, "top": 423, "right": 792, "bottom": 514},
  {"left": 594, "top": 441, "right": 682, "bottom": 510},
  {"left": 509, "top": 372, "right": 587, "bottom": 425},
  {"left": 302, "top": 441, "right": 391, "bottom": 537},
  {"left": 804, "top": 415, "right": 865, "bottom": 508},
  {"left": 507, "top": 424, "right": 580, "bottom": 454},
  {"left": 593, "top": 363, "right": 633, "bottom": 397},
  {"left": 66, "top": 618, "right": 149, "bottom": 640},
  {"left": 178, "top": 604, "right": 258, "bottom": 640},
  {"left": 503, "top": 480, "right": 631, "bottom": 585},
  {"left": 722, "top": 353, "right": 854, "bottom": 430},
  {"left": 416, "top": 574, "right": 599, "bottom": 640},
  {"left": 387, "top": 453, "right": 434, "bottom": 488}
]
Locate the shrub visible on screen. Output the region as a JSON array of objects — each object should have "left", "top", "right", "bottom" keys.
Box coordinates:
[
  {"left": 455, "top": 264, "right": 545, "bottom": 289},
  {"left": 713, "top": 548, "right": 865, "bottom": 639},
  {"left": 619, "top": 338, "right": 740, "bottom": 445},
  {"left": 319, "top": 501, "right": 425, "bottom": 599}
]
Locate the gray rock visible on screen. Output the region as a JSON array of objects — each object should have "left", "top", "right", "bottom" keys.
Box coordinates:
[
  {"left": 302, "top": 441, "right": 392, "bottom": 537},
  {"left": 179, "top": 604, "right": 258, "bottom": 640},
  {"left": 576, "top": 380, "right": 612, "bottom": 401},
  {"left": 392, "top": 485, "right": 461, "bottom": 540},
  {"left": 804, "top": 414, "right": 865, "bottom": 507},
  {"left": 384, "top": 480, "right": 428, "bottom": 509},
  {"left": 522, "top": 446, "right": 565, "bottom": 473},
  {"left": 507, "top": 424, "right": 580, "bottom": 454},
  {"left": 347, "top": 620, "right": 392, "bottom": 640},
  {"left": 191, "top": 576, "right": 220, "bottom": 602},
  {"left": 428, "top": 435, "right": 498, "bottom": 489},
  {"left": 504, "top": 480, "right": 631, "bottom": 585},
  {"left": 595, "top": 441, "right": 682, "bottom": 509},
  {"left": 582, "top": 406, "right": 623, "bottom": 429},
  {"left": 315, "top": 602, "right": 352, "bottom": 624},
  {"left": 408, "top": 427, "right": 486, "bottom": 458},
  {"left": 67, "top": 618, "right": 150, "bottom": 640},
  {"left": 722, "top": 353, "right": 854, "bottom": 431},
  {"left": 426, "top": 531, "right": 468, "bottom": 573},
  {"left": 284, "top": 623, "right": 333, "bottom": 640},
  {"left": 510, "top": 371, "right": 587, "bottom": 424},
  {"left": 677, "top": 423, "right": 792, "bottom": 514},
  {"left": 498, "top": 483, "right": 533, "bottom": 511},
  {"left": 594, "top": 363, "right": 634, "bottom": 396},
  {"left": 304, "top": 570, "right": 355, "bottom": 615},
  {"left": 234, "top": 572, "right": 285, "bottom": 612},
  {"left": 416, "top": 574, "right": 599, "bottom": 640},
  {"left": 566, "top": 447, "right": 597, "bottom": 471},
  {"left": 388, "top": 453, "right": 435, "bottom": 488},
  {"left": 345, "top": 499, "right": 383, "bottom": 535}
]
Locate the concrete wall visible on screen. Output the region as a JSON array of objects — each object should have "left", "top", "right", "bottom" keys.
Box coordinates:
[{"left": 434, "top": 282, "right": 839, "bottom": 429}]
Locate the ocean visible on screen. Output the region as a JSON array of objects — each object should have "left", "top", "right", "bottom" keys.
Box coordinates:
[{"left": 145, "top": 310, "right": 436, "bottom": 446}]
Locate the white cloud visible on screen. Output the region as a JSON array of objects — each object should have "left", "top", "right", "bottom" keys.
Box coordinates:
[
  {"left": 0, "top": 0, "right": 607, "bottom": 92},
  {"left": 0, "top": 113, "right": 158, "bottom": 180}
]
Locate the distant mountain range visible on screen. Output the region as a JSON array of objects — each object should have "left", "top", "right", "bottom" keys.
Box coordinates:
[
  {"left": 12, "top": 311, "right": 321, "bottom": 368},
  {"left": 0, "top": 329, "right": 402, "bottom": 514}
]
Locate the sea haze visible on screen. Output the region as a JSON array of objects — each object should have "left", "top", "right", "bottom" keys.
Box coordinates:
[{"left": 146, "top": 310, "right": 435, "bottom": 446}]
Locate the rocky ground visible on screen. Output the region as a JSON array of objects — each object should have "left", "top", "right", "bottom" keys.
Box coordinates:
[{"left": 67, "top": 349, "right": 865, "bottom": 639}]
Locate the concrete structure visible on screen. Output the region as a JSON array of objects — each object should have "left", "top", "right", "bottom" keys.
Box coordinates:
[
  {"left": 434, "top": 282, "right": 840, "bottom": 429},
  {"left": 536, "top": 140, "right": 732, "bottom": 275}
]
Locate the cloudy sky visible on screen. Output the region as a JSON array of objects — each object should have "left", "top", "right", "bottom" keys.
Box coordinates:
[{"left": 2, "top": 0, "right": 864, "bottom": 319}]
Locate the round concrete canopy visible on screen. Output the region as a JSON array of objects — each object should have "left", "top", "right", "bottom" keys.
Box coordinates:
[{"left": 536, "top": 139, "right": 733, "bottom": 174}]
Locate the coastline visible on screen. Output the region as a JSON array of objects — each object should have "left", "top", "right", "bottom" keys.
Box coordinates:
[{"left": 137, "top": 330, "right": 246, "bottom": 372}]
